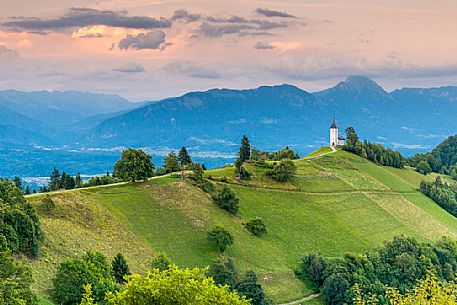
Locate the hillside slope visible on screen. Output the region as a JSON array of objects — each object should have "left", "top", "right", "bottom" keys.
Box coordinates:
[{"left": 26, "top": 149, "right": 457, "bottom": 304}]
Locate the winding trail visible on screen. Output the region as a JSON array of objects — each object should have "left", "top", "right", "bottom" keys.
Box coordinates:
[{"left": 278, "top": 293, "right": 321, "bottom": 305}]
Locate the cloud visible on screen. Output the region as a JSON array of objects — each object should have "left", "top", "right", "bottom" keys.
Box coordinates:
[
  {"left": 254, "top": 42, "right": 275, "bottom": 49},
  {"left": 0, "top": 45, "right": 19, "bottom": 58},
  {"left": 164, "top": 60, "right": 221, "bottom": 79},
  {"left": 1, "top": 7, "right": 172, "bottom": 32},
  {"left": 197, "top": 17, "right": 289, "bottom": 37},
  {"left": 255, "top": 8, "right": 296, "bottom": 18},
  {"left": 118, "top": 30, "right": 166, "bottom": 50},
  {"left": 113, "top": 63, "right": 145, "bottom": 73},
  {"left": 392, "top": 143, "right": 430, "bottom": 149},
  {"left": 171, "top": 9, "right": 201, "bottom": 23}
]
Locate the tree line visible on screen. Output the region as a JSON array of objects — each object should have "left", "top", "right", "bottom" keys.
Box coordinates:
[
  {"left": 344, "top": 127, "right": 405, "bottom": 168},
  {"left": 296, "top": 236, "right": 457, "bottom": 305},
  {"left": 420, "top": 176, "right": 457, "bottom": 218},
  {"left": 408, "top": 135, "right": 457, "bottom": 178}
]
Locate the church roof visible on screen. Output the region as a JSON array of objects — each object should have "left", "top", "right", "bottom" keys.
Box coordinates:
[
  {"left": 338, "top": 135, "right": 346, "bottom": 140},
  {"left": 330, "top": 118, "right": 337, "bottom": 129}
]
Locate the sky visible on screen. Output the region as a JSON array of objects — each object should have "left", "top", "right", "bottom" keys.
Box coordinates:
[{"left": 1, "top": 0, "right": 457, "bottom": 101}]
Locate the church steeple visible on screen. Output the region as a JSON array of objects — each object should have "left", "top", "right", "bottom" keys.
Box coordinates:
[{"left": 330, "top": 116, "right": 337, "bottom": 129}]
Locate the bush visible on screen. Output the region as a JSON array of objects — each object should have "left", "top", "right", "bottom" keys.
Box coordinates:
[
  {"left": 266, "top": 160, "right": 296, "bottom": 182},
  {"left": 151, "top": 253, "right": 172, "bottom": 271},
  {"left": 105, "top": 265, "right": 250, "bottom": 305},
  {"left": 0, "top": 250, "right": 38, "bottom": 304},
  {"left": 234, "top": 270, "right": 270, "bottom": 305},
  {"left": 207, "top": 257, "right": 236, "bottom": 286},
  {"left": 41, "top": 195, "right": 55, "bottom": 211},
  {"left": 214, "top": 186, "right": 240, "bottom": 215},
  {"left": 207, "top": 226, "right": 234, "bottom": 253},
  {"left": 53, "top": 251, "right": 118, "bottom": 305},
  {"left": 245, "top": 218, "right": 267, "bottom": 237}
]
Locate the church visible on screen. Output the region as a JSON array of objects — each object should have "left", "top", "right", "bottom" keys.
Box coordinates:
[{"left": 329, "top": 118, "right": 346, "bottom": 147}]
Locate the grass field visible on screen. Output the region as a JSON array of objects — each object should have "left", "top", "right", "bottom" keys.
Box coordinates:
[{"left": 26, "top": 148, "right": 457, "bottom": 304}]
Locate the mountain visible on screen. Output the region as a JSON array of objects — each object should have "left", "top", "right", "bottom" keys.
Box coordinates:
[
  {"left": 0, "top": 90, "right": 136, "bottom": 127},
  {"left": 85, "top": 76, "right": 456, "bottom": 156},
  {"left": 0, "top": 104, "right": 54, "bottom": 148},
  {"left": 26, "top": 148, "right": 457, "bottom": 304},
  {"left": 85, "top": 84, "right": 326, "bottom": 151}
]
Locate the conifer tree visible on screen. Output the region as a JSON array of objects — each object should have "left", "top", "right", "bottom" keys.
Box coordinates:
[
  {"left": 112, "top": 253, "right": 130, "bottom": 284},
  {"left": 178, "top": 147, "right": 192, "bottom": 180},
  {"left": 239, "top": 135, "right": 251, "bottom": 163},
  {"left": 49, "top": 167, "right": 61, "bottom": 191}
]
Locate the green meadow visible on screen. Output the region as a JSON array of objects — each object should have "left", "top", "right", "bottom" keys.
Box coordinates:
[{"left": 27, "top": 148, "right": 457, "bottom": 304}]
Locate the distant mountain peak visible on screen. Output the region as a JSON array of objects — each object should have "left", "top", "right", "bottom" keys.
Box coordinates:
[{"left": 335, "top": 76, "right": 386, "bottom": 94}]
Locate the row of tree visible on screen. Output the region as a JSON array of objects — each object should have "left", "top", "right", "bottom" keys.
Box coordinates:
[
  {"left": 296, "top": 236, "right": 457, "bottom": 305},
  {"left": 344, "top": 127, "right": 405, "bottom": 168},
  {"left": 420, "top": 177, "right": 457, "bottom": 218},
  {"left": 51, "top": 249, "right": 269, "bottom": 305}
]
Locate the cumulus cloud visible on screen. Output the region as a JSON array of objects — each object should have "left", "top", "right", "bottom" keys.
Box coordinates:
[
  {"left": 254, "top": 42, "right": 275, "bottom": 49},
  {"left": 118, "top": 31, "right": 166, "bottom": 50},
  {"left": 164, "top": 60, "right": 221, "bottom": 79},
  {"left": 1, "top": 7, "right": 172, "bottom": 32},
  {"left": 171, "top": 9, "right": 201, "bottom": 23},
  {"left": 255, "top": 8, "right": 296, "bottom": 18},
  {"left": 113, "top": 63, "right": 145, "bottom": 73}
]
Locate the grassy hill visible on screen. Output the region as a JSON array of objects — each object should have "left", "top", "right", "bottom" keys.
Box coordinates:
[{"left": 25, "top": 148, "right": 457, "bottom": 304}]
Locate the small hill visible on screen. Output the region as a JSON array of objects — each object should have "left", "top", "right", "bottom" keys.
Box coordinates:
[{"left": 26, "top": 148, "right": 457, "bottom": 304}]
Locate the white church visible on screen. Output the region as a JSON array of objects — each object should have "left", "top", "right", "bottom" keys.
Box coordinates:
[{"left": 329, "top": 117, "right": 346, "bottom": 147}]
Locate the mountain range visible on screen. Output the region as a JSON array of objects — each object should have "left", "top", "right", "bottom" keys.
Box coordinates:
[{"left": 1, "top": 76, "right": 457, "bottom": 176}]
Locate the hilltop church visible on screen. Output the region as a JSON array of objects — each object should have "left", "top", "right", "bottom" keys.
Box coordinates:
[{"left": 330, "top": 118, "right": 345, "bottom": 147}]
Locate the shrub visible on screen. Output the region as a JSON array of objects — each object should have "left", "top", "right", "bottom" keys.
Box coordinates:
[
  {"left": 207, "top": 257, "right": 236, "bottom": 287},
  {"left": 41, "top": 195, "right": 56, "bottom": 211},
  {"left": 105, "top": 265, "right": 249, "bottom": 305},
  {"left": 53, "top": 251, "right": 118, "bottom": 305},
  {"left": 214, "top": 186, "right": 240, "bottom": 215},
  {"left": 234, "top": 270, "right": 270, "bottom": 305},
  {"left": 245, "top": 218, "right": 267, "bottom": 237},
  {"left": 151, "top": 253, "right": 172, "bottom": 271},
  {"left": 266, "top": 159, "right": 296, "bottom": 182},
  {"left": 296, "top": 253, "right": 325, "bottom": 290},
  {"left": 207, "top": 226, "right": 234, "bottom": 253}
]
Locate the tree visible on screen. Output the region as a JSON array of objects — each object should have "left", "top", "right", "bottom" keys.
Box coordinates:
[
  {"left": 344, "top": 127, "right": 360, "bottom": 153},
  {"left": 24, "top": 185, "right": 31, "bottom": 195},
  {"left": 13, "top": 176, "right": 22, "bottom": 191},
  {"left": 163, "top": 152, "right": 180, "bottom": 174},
  {"left": 239, "top": 135, "right": 251, "bottom": 163},
  {"left": 113, "top": 149, "right": 155, "bottom": 182},
  {"left": 75, "top": 173, "right": 83, "bottom": 188},
  {"left": 416, "top": 160, "right": 432, "bottom": 175},
  {"left": 323, "top": 274, "right": 350, "bottom": 305},
  {"left": 266, "top": 159, "right": 296, "bottom": 182},
  {"left": 296, "top": 253, "right": 325, "bottom": 289},
  {"left": 0, "top": 249, "right": 38, "bottom": 305},
  {"left": 53, "top": 251, "right": 118, "bottom": 305},
  {"left": 105, "top": 265, "right": 249, "bottom": 305},
  {"left": 0, "top": 179, "right": 42, "bottom": 256},
  {"left": 112, "top": 253, "right": 130, "bottom": 284},
  {"left": 207, "top": 226, "right": 234, "bottom": 253},
  {"left": 214, "top": 186, "right": 240, "bottom": 215},
  {"left": 207, "top": 258, "right": 236, "bottom": 287},
  {"left": 245, "top": 218, "right": 267, "bottom": 237},
  {"left": 49, "top": 167, "right": 61, "bottom": 191},
  {"left": 150, "top": 253, "right": 172, "bottom": 271},
  {"left": 178, "top": 147, "right": 192, "bottom": 180},
  {"left": 234, "top": 271, "right": 269, "bottom": 305}
]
